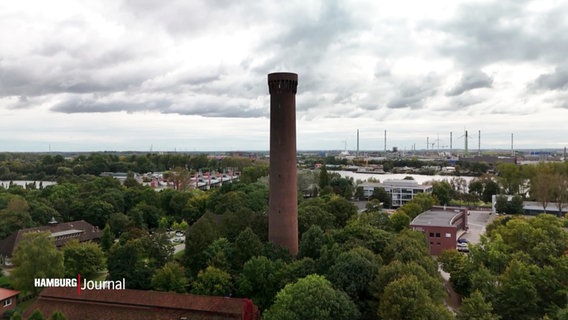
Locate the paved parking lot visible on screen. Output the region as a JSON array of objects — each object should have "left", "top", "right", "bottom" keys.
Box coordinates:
[{"left": 457, "top": 210, "right": 497, "bottom": 244}]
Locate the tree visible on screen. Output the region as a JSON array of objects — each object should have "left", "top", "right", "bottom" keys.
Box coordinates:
[
  {"left": 202, "top": 238, "right": 234, "bottom": 272},
  {"left": 494, "top": 195, "right": 509, "bottom": 214},
  {"left": 107, "top": 240, "right": 153, "bottom": 290},
  {"left": 494, "top": 259, "right": 539, "bottom": 320},
  {"left": 236, "top": 256, "right": 283, "bottom": 310},
  {"left": 325, "top": 195, "right": 357, "bottom": 228},
  {"left": 298, "top": 203, "right": 335, "bottom": 234},
  {"left": 62, "top": 240, "right": 104, "bottom": 277},
  {"left": 184, "top": 213, "right": 221, "bottom": 275},
  {"left": 152, "top": 262, "right": 188, "bottom": 293},
  {"left": 506, "top": 195, "right": 524, "bottom": 214},
  {"left": 319, "top": 165, "right": 330, "bottom": 189},
  {"left": 263, "top": 274, "right": 360, "bottom": 320},
  {"left": 457, "top": 290, "right": 500, "bottom": 320},
  {"left": 190, "top": 266, "right": 232, "bottom": 296},
  {"left": 82, "top": 200, "right": 115, "bottom": 228},
  {"left": 370, "top": 187, "right": 391, "bottom": 208},
  {"left": 398, "top": 202, "right": 423, "bottom": 219},
  {"left": 49, "top": 311, "right": 68, "bottom": 320},
  {"left": 0, "top": 195, "right": 33, "bottom": 239},
  {"left": 100, "top": 223, "right": 115, "bottom": 252},
  {"left": 233, "top": 227, "right": 263, "bottom": 269},
  {"left": 389, "top": 211, "right": 411, "bottom": 232},
  {"left": 531, "top": 170, "right": 555, "bottom": 212},
  {"left": 28, "top": 310, "right": 45, "bottom": 320},
  {"left": 9, "top": 311, "right": 23, "bottom": 320},
  {"left": 378, "top": 275, "right": 452, "bottom": 320},
  {"left": 497, "top": 163, "right": 523, "bottom": 195},
  {"left": 11, "top": 232, "right": 64, "bottom": 294},
  {"left": 432, "top": 181, "right": 452, "bottom": 205},
  {"left": 298, "top": 225, "right": 325, "bottom": 260}
]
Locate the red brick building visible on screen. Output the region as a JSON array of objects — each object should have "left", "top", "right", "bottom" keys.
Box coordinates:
[
  {"left": 410, "top": 206, "right": 468, "bottom": 255},
  {"left": 0, "top": 288, "right": 19, "bottom": 316},
  {"left": 25, "top": 287, "right": 260, "bottom": 320}
]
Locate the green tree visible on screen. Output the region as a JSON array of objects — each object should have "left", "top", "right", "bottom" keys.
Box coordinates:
[
  {"left": 0, "top": 195, "right": 33, "bottom": 239},
  {"left": 494, "top": 259, "right": 539, "bottom": 320},
  {"left": 184, "top": 213, "right": 221, "bottom": 275},
  {"left": 233, "top": 227, "right": 263, "bottom": 269},
  {"left": 263, "top": 274, "right": 360, "bottom": 320},
  {"left": 398, "top": 202, "right": 423, "bottom": 219},
  {"left": 298, "top": 202, "right": 335, "bottom": 234},
  {"left": 151, "top": 261, "right": 188, "bottom": 293},
  {"left": 202, "top": 238, "right": 234, "bottom": 272},
  {"left": 432, "top": 181, "right": 453, "bottom": 205},
  {"left": 370, "top": 187, "right": 392, "bottom": 208},
  {"left": 325, "top": 195, "right": 357, "bottom": 228},
  {"left": 28, "top": 310, "right": 45, "bottom": 320},
  {"left": 49, "top": 311, "right": 67, "bottom": 320},
  {"left": 82, "top": 200, "right": 115, "bottom": 228},
  {"left": 191, "top": 266, "right": 232, "bottom": 296},
  {"left": 298, "top": 225, "right": 325, "bottom": 260},
  {"left": 378, "top": 275, "right": 452, "bottom": 320},
  {"left": 457, "top": 290, "right": 500, "bottom": 320},
  {"left": 62, "top": 240, "right": 104, "bottom": 277},
  {"left": 11, "top": 232, "right": 64, "bottom": 294},
  {"left": 389, "top": 211, "right": 411, "bottom": 232},
  {"left": 9, "top": 311, "right": 23, "bottom": 320},
  {"left": 107, "top": 240, "right": 153, "bottom": 290},
  {"left": 319, "top": 165, "right": 330, "bottom": 189},
  {"left": 236, "top": 256, "right": 283, "bottom": 310},
  {"left": 100, "top": 223, "right": 115, "bottom": 252}
]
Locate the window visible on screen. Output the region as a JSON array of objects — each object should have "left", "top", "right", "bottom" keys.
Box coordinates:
[
  {"left": 429, "top": 232, "right": 434, "bottom": 237},
  {"left": 445, "top": 233, "right": 451, "bottom": 238},
  {"left": 435, "top": 233, "right": 441, "bottom": 238},
  {"left": 2, "top": 298, "right": 12, "bottom": 307}
]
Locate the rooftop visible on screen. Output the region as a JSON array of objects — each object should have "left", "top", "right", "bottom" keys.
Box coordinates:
[
  {"left": 25, "top": 287, "right": 259, "bottom": 320},
  {"left": 0, "top": 288, "right": 20, "bottom": 300},
  {"left": 410, "top": 209, "right": 464, "bottom": 227}
]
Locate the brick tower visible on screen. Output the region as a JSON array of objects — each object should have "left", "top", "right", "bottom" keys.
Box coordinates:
[{"left": 267, "top": 72, "right": 298, "bottom": 255}]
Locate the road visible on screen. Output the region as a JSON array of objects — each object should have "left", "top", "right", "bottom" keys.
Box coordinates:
[{"left": 457, "top": 210, "right": 497, "bottom": 244}]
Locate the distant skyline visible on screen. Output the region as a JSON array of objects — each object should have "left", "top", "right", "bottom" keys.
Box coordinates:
[{"left": 2, "top": 0, "right": 568, "bottom": 152}]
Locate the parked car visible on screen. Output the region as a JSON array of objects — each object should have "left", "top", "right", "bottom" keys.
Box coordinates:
[
  {"left": 457, "top": 246, "right": 470, "bottom": 253},
  {"left": 457, "top": 238, "right": 469, "bottom": 244}
]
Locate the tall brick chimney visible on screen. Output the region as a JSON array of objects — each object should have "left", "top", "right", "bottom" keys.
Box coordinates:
[{"left": 267, "top": 72, "right": 298, "bottom": 255}]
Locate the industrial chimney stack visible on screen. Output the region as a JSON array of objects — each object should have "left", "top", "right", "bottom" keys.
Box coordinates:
[{"left": 267, "top": 72, "right": 298, "bottom": 255}]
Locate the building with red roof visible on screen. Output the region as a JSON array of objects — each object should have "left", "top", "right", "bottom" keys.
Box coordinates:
[
  {"left": 24, "top": 287, "right": 259, "bottom": 320},
  {"left": 0, "top": 288, "right": 20, "bottom": 316}
]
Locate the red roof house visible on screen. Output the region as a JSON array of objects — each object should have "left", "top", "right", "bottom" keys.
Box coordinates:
[
  {"left": 0, "top": 288, "right": 20, "bottom": 316},
  {"left": 24, "top": 287, "right": 260, "bottom": 320}
]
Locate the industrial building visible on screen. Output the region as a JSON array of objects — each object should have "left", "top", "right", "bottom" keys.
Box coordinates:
[{"left": 410, "top": 206, "right": 468, "bottom": 255}]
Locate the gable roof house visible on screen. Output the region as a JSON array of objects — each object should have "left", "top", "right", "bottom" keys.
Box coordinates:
[
  {"left": 0, "top": 288, "right": 20, "bottom": 316},
  {"left": 25, "top": 287, "right": 260, "bottom": 320},
  {"left": 0, "top": 220, "right": 101, "bottom": 266}
]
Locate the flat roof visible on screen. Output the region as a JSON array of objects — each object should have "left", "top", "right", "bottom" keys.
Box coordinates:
[{"left": 410, "top": 209, "right": 463, "bottom": 227}]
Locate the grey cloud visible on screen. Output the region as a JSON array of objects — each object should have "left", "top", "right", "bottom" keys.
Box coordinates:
[
  {"left": 435, "top": 1, "right": 568, "bottom": 68},
  {"left": 446, "top": 70, "right": 493, "bottom": 96},
  {"left": 387, "top": 74, "right": 440, "bottom": 109},
  {"left": 531, "top": 66, "right": 568, "bottom": 91},
  {"left": 50, "top": 94, "right": 266, "bottom": 118}
]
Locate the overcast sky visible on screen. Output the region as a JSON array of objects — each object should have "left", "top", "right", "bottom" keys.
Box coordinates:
[{"left": 1, "top": 0, "right": 568, "bottom": 152}]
